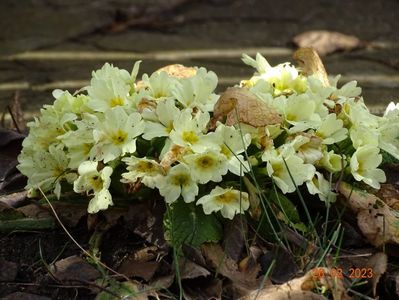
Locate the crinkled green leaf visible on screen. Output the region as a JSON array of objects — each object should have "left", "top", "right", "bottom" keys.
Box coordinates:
[{"left": 164, "top": 200, "right": 223, "bottom": 249}]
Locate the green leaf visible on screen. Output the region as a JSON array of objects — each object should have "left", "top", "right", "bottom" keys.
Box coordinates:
[
  {"left": 164, "top": 199, "right": 223, "bottom": 249},
  {"left": 267, "top": 189, "right": 301, "bottom": 225}
]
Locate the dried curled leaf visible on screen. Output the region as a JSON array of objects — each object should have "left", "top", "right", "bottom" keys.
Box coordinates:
[
  {"left": 156, "top": 64, "right": 197, "bottom": 79},
  {"left": 211, "top": 87, "right": 282, "bottom": 129},
  {"left": 201, "top": 243, "right": 262, "bottom": 294},
  {"left": 338, "top": 181, "right": 399, "bottom": 246},
  {"left": 244, "top": 267, "right": 349, "bottom": 300},
  {"left": 293, "top": 30, "right": 363, "bottom": 56},
  {"left": 367, "top": 252, "right": 388, "bottom": 297},
  {"left": 136, "top": 64, "right": 197, "bottom": 91},
  {"left": 293, "top": 47, "right": 329, "bottom": 87}
]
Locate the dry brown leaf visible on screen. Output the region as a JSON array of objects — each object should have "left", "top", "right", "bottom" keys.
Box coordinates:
[
  {"left": 183, "top": 278, "right": 222, "bottom": 300},
  {"left": 338, "top": 181, "right": 399, "bottom": 246},
  {"left": 293, "top": 47, "right": 330, "bottom": 87},
  {"left": 50, "top": 255, "right": 100, "bottom": 283},
  {"left": 156, "top": 64, "right": 197, "bottom": 79},
  {"left": 136, "top": 98, "right": 157, "bottom": 113},
  {"left": 211, "top": 87, "right": 282, "bottom": 129},
  {"left": 0, "top": 191, "right": 27, "bottom": 208},
  {"left": 201, "top": 243, "right": 262, "bottom": 295},
  {"left": 293, "top": 30, "right": 363, "bottom": 56},
  {"left": 244, "top": 267, "right": 349, "bottom": 300},
  {"left": 160, "top": 144, "right": 185, "bottom": 170},
  {"left": 179, "top": 258, "right": 210, "bottom": 280},
  {"left": 136, "top": 64, "right": 197, "bottom": 91},
  {"left": 367, "top": 252, "right": 388, "bottom": 297},
  {"left": 376, "top": 184, "right": 399, "bottom": 210},
  {"left": 223, "top": 215, "right": 247, "bottom": 261},
  {"left": 118, "top": 261, "right": 160, "bottom": 281}
]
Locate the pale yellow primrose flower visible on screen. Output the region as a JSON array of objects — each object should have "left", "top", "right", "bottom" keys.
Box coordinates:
[
  {"left": 263, "top": 148, "right": 315, "bottom": 194},
  {"left": 183, "top": 150, "right": 228, "bottom": 184},
  {"left": 197, "top": 186, "right": 249, "bottom": 220},
  {"left": 350, "top": 145, "right": 386, "bottom": 189},
  {"left": 349, "top": 125, "right": 379, "bottom": 149},
  {"left": 241, "top": 53, "right": 307, "bottom": 95},
  {"left": 172, "top": 68, "right": 219, "bottom": 112},
  {"left": 378, "top": 108, "right": 399, "bottom": 160},
  {"left": 18, "top": 144, "right": 76, "bottom": 199},
  {"left": 169, "top": 108, "right": 218, "bottom": 153},
  {"left": 142, "top": 99, "right": 180, "bottom": 140},
  {"left": 121, "top": 157, "right": 164, "bottom": 188},
  {"left": 306, "top": 172, "right": 336, "bottom": 203},
  {"left": 73, "top": 161, "right": 113, "bottom": 214},
  {"left": 384, "top": 101, "right": 399, "bottom": 117},
  {"left": 58, "top": 118, "right": 96, "bottom": 168},
  {"left": 214, "top": 124, "right": 251, "bottom": 176},
  {"left": 87, "top": 63, "right": 135, "bottom": 112},
  {"left": 283, "top": 94, "right": 321, "bottom": 133},
  {"left": 282, "top": 134, "right": 323, "bottom": 164},
  {"left": 319, "top": 150, "right": 345, "bottom": 173},
  {"left": 139, "top": 71, "right": 177, "bottom": 101},
  {"left": 90, "top": 107, "right": 145, "bottom": 163},
  {"left": 155, "top": 163, "right": 198, "bottom": 204},
  {"left": 316, "top": 114, "right": 348, "bottom": 145}
]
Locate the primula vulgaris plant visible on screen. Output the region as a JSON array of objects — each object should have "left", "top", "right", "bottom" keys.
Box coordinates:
[{"left": 18, "top": 53, "right": 399, "bottom": 221}]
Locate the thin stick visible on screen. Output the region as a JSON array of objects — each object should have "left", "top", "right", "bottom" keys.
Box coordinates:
[{"left": 38, "top": 187, "right": 131, "bottom": 282}]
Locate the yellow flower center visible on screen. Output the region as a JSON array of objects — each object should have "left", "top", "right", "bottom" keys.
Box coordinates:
[
  {"left": 136, "top": 161, "right": 159, "bottom": 174},
  {"left": 196, "top": 155, "right": 216, "bottom": 170},
  {"left": 111, "top": 129, "right": 128, "bottom": 145},
  {"left": 171, "top": 173, "right": 190, "bottom": 186},
  {"left": 89, "top": 174, "right": 103, "bottom": 191},
  {"left": 83, "top": 143, "right": 93, "bottom": 155},
  {"left": 215, "top": 191, "right": 237, "bottom": 204},
  {"left": 165, "top": 122, "right": 174, "bottom": 133},
  {"left": 220, "top": 145, "right": 231, "bottom": 158},
  {"left": 110, "top": 96, "right": 125, "bottom": 107},
  {"left": 182, "top": 131, "right": 199, "bottom": 144}
]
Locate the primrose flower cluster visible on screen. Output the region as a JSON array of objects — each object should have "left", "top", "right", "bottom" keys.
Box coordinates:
[{"left": 17, "top": 54, "right": 399, "bottom": 219}]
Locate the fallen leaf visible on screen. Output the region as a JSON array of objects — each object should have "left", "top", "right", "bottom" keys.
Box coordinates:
[
  {"left": 0, "top": 128, "right": 26, "bottom": 193},
  {"left": 17, "top": 203, "right": 51, "bottom": 219},
  {"left": 183, "top": 278, "right": 222, "bottom": 300},
  {"left": 211, "top": 87, "right": 282, "bottom": 129},
  {"left": 125, "top": 199, "right": 168, "bottom": 249},
  {"left": 5, "top": 91, "right": 26, "bottom": 132},
  {"left": 0, "top": 191, "right": 28, "bottom": 208},
  {"left": 118, "top": 261, "right": 159, "bottom": 281},
  {"left": 259, "top": 246, "right": 300, "bottom": 284},
  {"left": 293, "top": 30, "right": 363, "bottom": 56},
  {"left": 223, "top": 215, "right": 247, "bottom": 261},
  {"left": 156, "top": 64, "right": 197, "bottom": 79},
  {"left": 136, "top": 64, "right": 197, "bottom": 91},
  {"left": 338, "top": 181, "right": 399, "bottom": 246},
  {"left": 293, "top": 47, "right": 329, "bottom": 86},
  {"left": 0, "top": 258, "right": 18, "bottom": 282},
  {"left": 367, "top": 252, "right": 388, "bottom": 297},
  {"left": 244, "top": 267, "right": 349, "bottom": 300},
  {"left": 201, "top": 243, "right": 262, "bottom": 296},
  {"left": 50, "top": 255, "right": 100, "bottom": 283},
  {"left": 160, "top": 144, "right": 185, "bottom": 170},
  {"left": 182, "top": 244, "right": 207, "bottom": 267},
  {"left": 3, "top": 292, "right": 51, "bottom": 300},
  {"left": 376, "top": 184, "right": 399, "bottom": 210},
  {"left": 117, "top": 246, "right": 160, "bottom": 281},
  {"left": 179, "top": 258, "right": 210, "bottom": 279}
]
